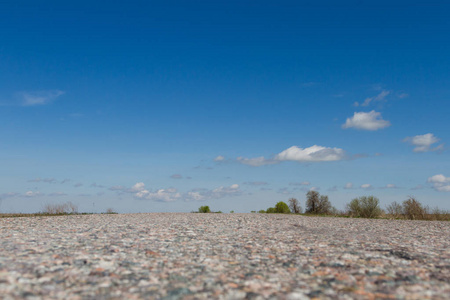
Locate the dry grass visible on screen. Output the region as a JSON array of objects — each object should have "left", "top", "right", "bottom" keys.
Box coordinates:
[{"left": 42, "top": 201, "right": 78, "bottom": 214}]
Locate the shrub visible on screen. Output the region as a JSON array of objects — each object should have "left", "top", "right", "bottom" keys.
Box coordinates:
[
  {"left": 42, "top": 201, "right": 78, "bottom": 214},
  {"left": 305, "top": 191, "right": 334, "bottom": 214},
  {"left": 198, "top": 206, "right": 211, "bottom": 213},
  {"left": 346, "top": 196, "right": 382, "bottom": 218},
  {"left": 230, "top": 210, "right": 234, "bottom": 213},
  {"left": 105, "top": 208, "right": 117, "bottom": 214},
  {"left": 258, "top": 209, "right": 266, "bottom": 213},
  {"left": 403, "top": 197, "right": 426, "bottom": 220},
  {"left": 275, "top": 201, "right": 290, "bottom": 213},
  {"left": 386, "top": 201, "right": 403, "bottom": 219},
  {"left": 266, "top": 207, "right": 276, "bottom": 213},
  {"left": 288, "top": 198, "right": 302, "bottom": 213}
]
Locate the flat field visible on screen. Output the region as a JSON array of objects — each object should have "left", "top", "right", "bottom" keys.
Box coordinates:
[{"left": 0, "top": 213, "right": 449, "bottom": 299}]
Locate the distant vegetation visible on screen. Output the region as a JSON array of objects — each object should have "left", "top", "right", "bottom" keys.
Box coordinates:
[
  {"left": 258, "top": 193, "right": 449, "bottom": 221},
  {"left": 198, "top": 206, "right": 211, "bottom": 213}
]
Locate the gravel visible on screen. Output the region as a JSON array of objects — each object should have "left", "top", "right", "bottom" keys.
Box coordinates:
[{"left": 0, "top": 213, "right": 449, "bottom": 299}]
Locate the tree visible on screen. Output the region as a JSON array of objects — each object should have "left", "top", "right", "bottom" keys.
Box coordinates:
[
  {"left": 198, "top": 206, "right": 211, "bottom": 213},
  {"left": 288, "top": 198, "right": 302, "bottom": 213},
  {"left": 266, "top": 207, "right": 276, "bottom": 213},
  {"left": 402, "top": 197, "right": 426, "bottom": 220},
  {"left": 305, "top": 191, "right": 334, "bottom": 214},
  {"left": 346, "top": 196, "right": 382, "bottom": 218},
  {"left": 275, "top": 201, "right": 290, "bottom": 213}
]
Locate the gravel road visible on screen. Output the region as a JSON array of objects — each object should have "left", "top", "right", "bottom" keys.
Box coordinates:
[{"left": 1, "top": 213, "right": 449, "bottom": 299}]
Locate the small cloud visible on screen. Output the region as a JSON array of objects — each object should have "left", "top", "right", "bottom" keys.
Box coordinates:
[
  {"left": 109, "top": 185, "right": 127, "bottom": 191},
  {"left": 214, "top": 155, "right": 225, "bottom": 162},
  {"left": 24, "top": 191, "right": 44, "bottom": 197},
  {"left": 275, "top": 145, "right": 346, "bottom": 162},
  {"left": 48, "top": 192, "right": 68, "bottom": 197},
  {"left": 344, "top": 182, "right": 354, "bottom": 189},
  {"left": 237, "top": 156, "right": 278, "bottom": 167},
  {"left": 385, "top": 184, "right": 397, "bottom": 189},
  {"left": 403, "top": 133, "right": 444, "bottom": 153},
  {"left": 342, "top": 111, "right": 391, "bottom": 131},
  {"left": 170, "top": 174, "right": 183, "bottom": 179},
  {"left": 243, "top": 181, "right": 269, "bottom": 186},
  {"left": 74, "top": 183, "right": 83, "bottom": 188},
  {"left": 277, "top": 188, "right": 291, "bottom": 195},
  {"left": 360, "top": 184, "right": 373, "bottom": 190},
  {"left": 185, "top": 184, "right": 241, "bottom": 201},
  {"left": 327, "top": 186, "right": 338, "bottom": 192},
  {"left": 397, "top": 93, "right": 409, "bottom": 99},
  {"left": 427, "top": 174, "right": 450, "bottom": 192},
  {"left": 28, "top": 178, "right": 57, "bottom": 184},
  {"left": 289, "top": 181, "right": 310, "bottom": 186},
  {"left": 18, "top": 90, "right": 65, "bottom": 106},
  {"left": 356, "top": 90, "right": 390, "bottom": 107},
  {"left": 90, "top": 183, "right": 105, "bottom": 188}
]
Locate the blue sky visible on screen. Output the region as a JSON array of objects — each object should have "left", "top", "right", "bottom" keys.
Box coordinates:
[{"left": 1, "top": 0, "right": 450, "bottom": 213}]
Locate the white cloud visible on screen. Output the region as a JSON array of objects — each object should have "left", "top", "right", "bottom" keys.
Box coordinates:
[
  {"left": 28, "top": 178, "right": 57, "bottom": 184},
  {"left": 385, "top": 184, "right": 397, "bottom": 189},
  {"left": 342, "top": 111, "right": 391, "bottom": 131},
  {"left": 131, "top": 182, "right": 146, "bottom": 192},
  {"left": 214, "top": 155, "right": 225, "bottom": 162},
  {"left": 237, "top": 156, "right": 277, "bottom": 167},
  {"left": 403, "top": 133, "right": 444, "bottom": 153},
  {"left": 355, "top": 90, "right": 390, "bottom": 107},
  {"left": 237, "top": 145, "right": 346, "bottom": 167},
  {"left": 360, "top": 184, "right": 372, "bottom": 190},
  {"left": 344, "top": 182, "right": 354, "bottom": 189},
  {"left": 19, "top": 90, "right": 65, "bottom": 106},
  {"left": 275, "top": 145, "right": 346, "bottom": 162},
  {"left": 427, "top": 174, "right": 450, "bottom": 192},
  {"left": 185, "top": 184, "right": 241, "bottom": 201},
  {"left": 244, "top": 181, "right": 269, "bottom": 186},
  {"left": 24, "top": 191, "right": 44, "bottom": 197},
  {"left": 136, "top": 188, "right": 181, "bottom": 202}
]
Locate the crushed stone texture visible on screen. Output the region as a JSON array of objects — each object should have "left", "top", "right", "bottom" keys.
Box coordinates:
[{"left": 0, "top": 213, "right": 449, "bottom": 299}]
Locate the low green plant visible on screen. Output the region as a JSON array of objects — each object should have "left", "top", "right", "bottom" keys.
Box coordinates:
[
  {"left": 275, "top": 201, "right": 290, "bottom": 213},
  {"left": 198, "top": 206, "right": 211, "bottom": 213},
  {"left": 266, "top": 207, "right": 276, "bottom": 213},
  {"left": 346, "top": 196, "right": 382, "bottom": 218}
]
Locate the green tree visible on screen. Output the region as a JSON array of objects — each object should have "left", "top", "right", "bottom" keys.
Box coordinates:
[
  {"left": 275, "top": 201, "right": 290, "bottom": 213},
  {"left": 198, "top": 206, "right": 211, "bottom": 213},
  {"left": 305, "top": 191, "right": 334, "bottom": 214},
  {"left": 347, "top": 196, "right": 382, "bottom": 218},
  {"left": 266, "top": 207, "right": 276, "bottom": 213}
]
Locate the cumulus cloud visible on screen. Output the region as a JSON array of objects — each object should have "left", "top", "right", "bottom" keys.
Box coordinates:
[
  {"left": 360, "top": 184, "right": 372, "bottom": 190},
  {"left": 276, "top": 145, "right": 346, "bottom": 162},
  {"left": 344, "top": 182, "right": 354, "bottom": 189},
  {"left": 403, "top": 133, "right": 444, "bottom": 153},
  {"left": 237, "top": 145, "right": 347, "bottom": 167},
  {"left": 24, "top": 191, "right": 44, "bottom": 197},
  {"left": 354, "top": 90, "right": 390, "bottom": 107},
  {"left": 214, "top": 155, "right": 225, "bottom": 162},
  {"left": 19, "top": 90, "right": 65, "bottom": 106},
  {"left": 342, "top": 111, "right": 391, "bottom": 131},
  {"left": 427, "top": 174, "right": 450, "bottom": 192},
  {"left": 185, "top": 184, "right": 241, "bottom": 201},
  {"left": 135, "top": 188, "right": 181, "bottom": 202}
]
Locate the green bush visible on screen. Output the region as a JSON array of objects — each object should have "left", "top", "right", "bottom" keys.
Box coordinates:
[
  {"left": 305, "top": 191, "right": 334, "bottom": 214},
  {"left": 198, "top": 206, "right": 211, "bottom": 213},
  {"left": 346, "top": 196, "right": 382, "bottom": 218},
  {"left": 275, "top": 201, "right": 290, "bottom": 213},
  {"left": 258, "top": 209, "right": 266, "bottom": 213},
  {"left": 266, "top": 207, "right": 276, "bottom": 213},
  {"left": 402, "top": 197, "right": 426, "bottom": 220}
]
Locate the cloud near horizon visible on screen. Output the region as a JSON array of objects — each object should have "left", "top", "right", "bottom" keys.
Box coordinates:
[
  {"left": 18, "top": 90, "right": 65, "bottom": 106},
  {"left": 342, "top": 111, "right": 391, "bottom": 131},
  {"left": 427, "top": 174, "right": 450, "bottom": 192},
  {"left": 403, "top": 133, "right": 444, "bottom": 153},
  {"left": 236, "top": 145, "right": 346, "bottom": 167}
]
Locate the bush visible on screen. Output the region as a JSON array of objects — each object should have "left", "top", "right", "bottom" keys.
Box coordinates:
[
  {"left": 386, "top": 201, "right": 403, "bottom": 219},
  {"left": 198, "top": 206, "right": 211, "bottom": 213},
  {"left": 275, "top": 201, "right": 290, "bottom": 213},
  {"left": 42, "top": 201, "right": 78, "bottom": 214},
  {"left": 403, "top": 197, "right": 426, "bottom": 220},
  {"left": 288, "top": 198, "right": 302, "bottom": 213},
  {"left": 266, "top": 207, "right": 276, "bottom": 213},
  {"left": 105, "top": 208, "right": 117, "bottom": 214},
  {"left": 346, "top": 196, "right": 382, "bottom": 218},
  {"left": 305, "top": 191, "right": 334, "bottom": 214},
  {"left": 258, "top": 209, "right": 266, "bottom": 213}
]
